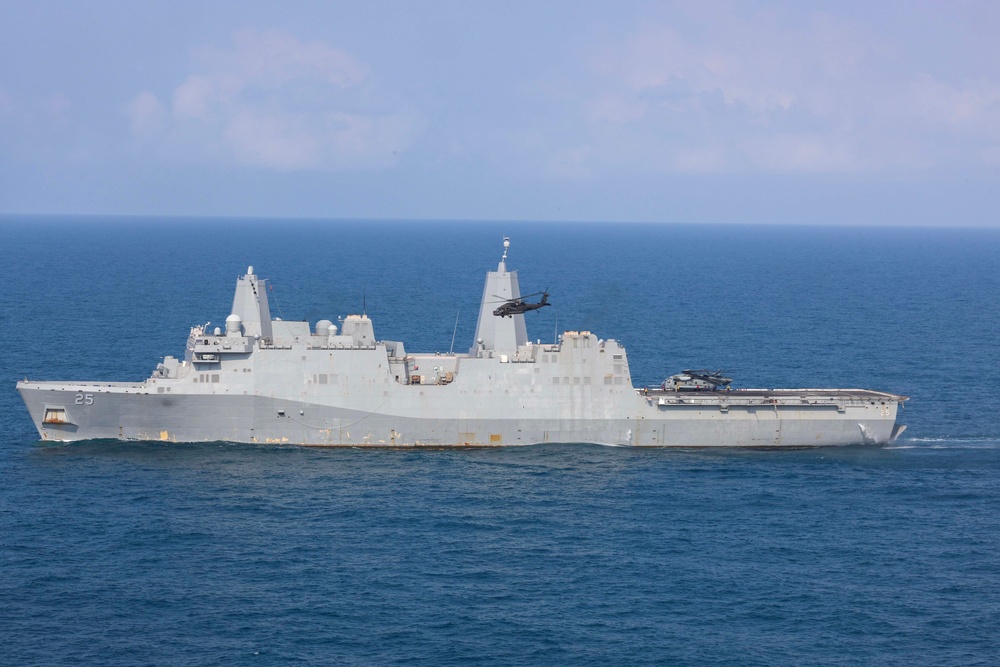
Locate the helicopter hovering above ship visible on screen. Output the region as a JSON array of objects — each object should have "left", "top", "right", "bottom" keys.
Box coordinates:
[{"left": 492, "top": 290, "right": 552, "bottom": 318}]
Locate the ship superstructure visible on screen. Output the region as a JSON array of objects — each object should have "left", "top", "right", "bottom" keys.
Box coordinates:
[{"left": 18, "top": 241, "right": 907, "bottom": 447}]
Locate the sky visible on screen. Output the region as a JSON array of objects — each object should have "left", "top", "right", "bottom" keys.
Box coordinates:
[{"left": 1, "top": 0, "right": 998, "bottom": 226}]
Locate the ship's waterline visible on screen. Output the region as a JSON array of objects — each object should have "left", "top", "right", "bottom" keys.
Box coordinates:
[{"left": 18, "top": 240, "right": 907, "bottom": 447}]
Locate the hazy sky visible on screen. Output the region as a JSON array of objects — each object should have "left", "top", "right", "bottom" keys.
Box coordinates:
[{"left": 2, "top": 1, "right": 998, "bottom": 225}]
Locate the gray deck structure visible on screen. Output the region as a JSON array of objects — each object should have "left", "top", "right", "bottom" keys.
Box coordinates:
[{"left": 18, "top": 242, "right": 907, "bottom": 447}]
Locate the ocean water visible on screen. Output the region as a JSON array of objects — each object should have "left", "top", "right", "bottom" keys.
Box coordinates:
[{"left": 2, "top": 218, "right": 1000, "bottom": 665}]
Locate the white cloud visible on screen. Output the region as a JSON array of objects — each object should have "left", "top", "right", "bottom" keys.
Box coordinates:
[
  {"left": 204, "top": 28, "right": 367, "bottom": 90},
  {"left": 586, "top": 95, "right": 649, "bottom": 124},
  {"left": 125, "top": 91, "right": 167, "bottom": 137},
  {"left": 573, "top": 11, "right": 876, "bottom": 174},
  {"left": 905, "top": 75, "right": 1000, "bottom": 131},
  {"left": 596, "top": 21, "right": 805, "bottom": 115},
  {"left": 223, "top": 110, "right": 318, "bottom": 169},
  {"left": 126, "top": 29, "right": 420, "bottom": 170},
  {"left": 220, "top": 109, "right": 413, "bottom": 171},
  {"left": 172, "top": 76, "right": 215, "bottom": 120},
  {"left": 547, "top": 3, "right": 1000, "bottom": 177},
  {"left": 742, "top": 133, "right": 859, "bottom": 172}
]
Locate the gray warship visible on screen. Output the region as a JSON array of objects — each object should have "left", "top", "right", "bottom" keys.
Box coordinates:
[{"left": 18, "top": 239, "right": 907, "bottom": 447}]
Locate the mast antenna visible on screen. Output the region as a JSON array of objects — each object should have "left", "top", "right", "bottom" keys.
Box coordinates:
[
  {"left": 449, "top": 309, "right": 461, "bottom": 355},
  {"left": 269, "top": 281, "right": 286, "bottom": 320},
  {"left": 502, "top": 236, "right": 510, "bottom": 262}
]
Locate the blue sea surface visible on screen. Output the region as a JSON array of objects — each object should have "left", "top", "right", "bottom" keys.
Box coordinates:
[{"left": 2, "top": 218, "right": 1000, "bottom": 665}]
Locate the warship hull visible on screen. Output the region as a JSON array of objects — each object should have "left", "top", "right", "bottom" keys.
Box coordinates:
[
  {"left": 18, "top": 382, "right": 904, "bottom": 448},
  {"left": 17, "top": 245, "right": 907, "bottom": 448}
]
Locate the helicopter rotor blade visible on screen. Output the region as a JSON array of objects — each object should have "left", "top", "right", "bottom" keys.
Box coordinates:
[{"left": 488, "top": 295, "right": 518, "bottom": 304}]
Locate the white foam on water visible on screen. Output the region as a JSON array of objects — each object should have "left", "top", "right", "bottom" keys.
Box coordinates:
[{"left": 888, "top": 436, "right": 1000, "bottom": 449}]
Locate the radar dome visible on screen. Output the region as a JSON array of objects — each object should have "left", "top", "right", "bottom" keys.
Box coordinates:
[
  {"left": 226, "top": 313, "right": 242, "bottom": 335},
  {"left": 316, "top": 319, "right": 334, "bottom": 335}
]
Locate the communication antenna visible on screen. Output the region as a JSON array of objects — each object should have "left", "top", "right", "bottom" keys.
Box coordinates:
[
  {"left": 268, "top": 281, "right": 286, "bottom": 320},
  {"left": 363, "top": 288, "right": 367, "bottom": 317},
  {"left": 449, "top": 309, "right": 461, "bottom": 355},
  {"left": 502, "top": 236, "right": 510, "bottom": 262}
]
